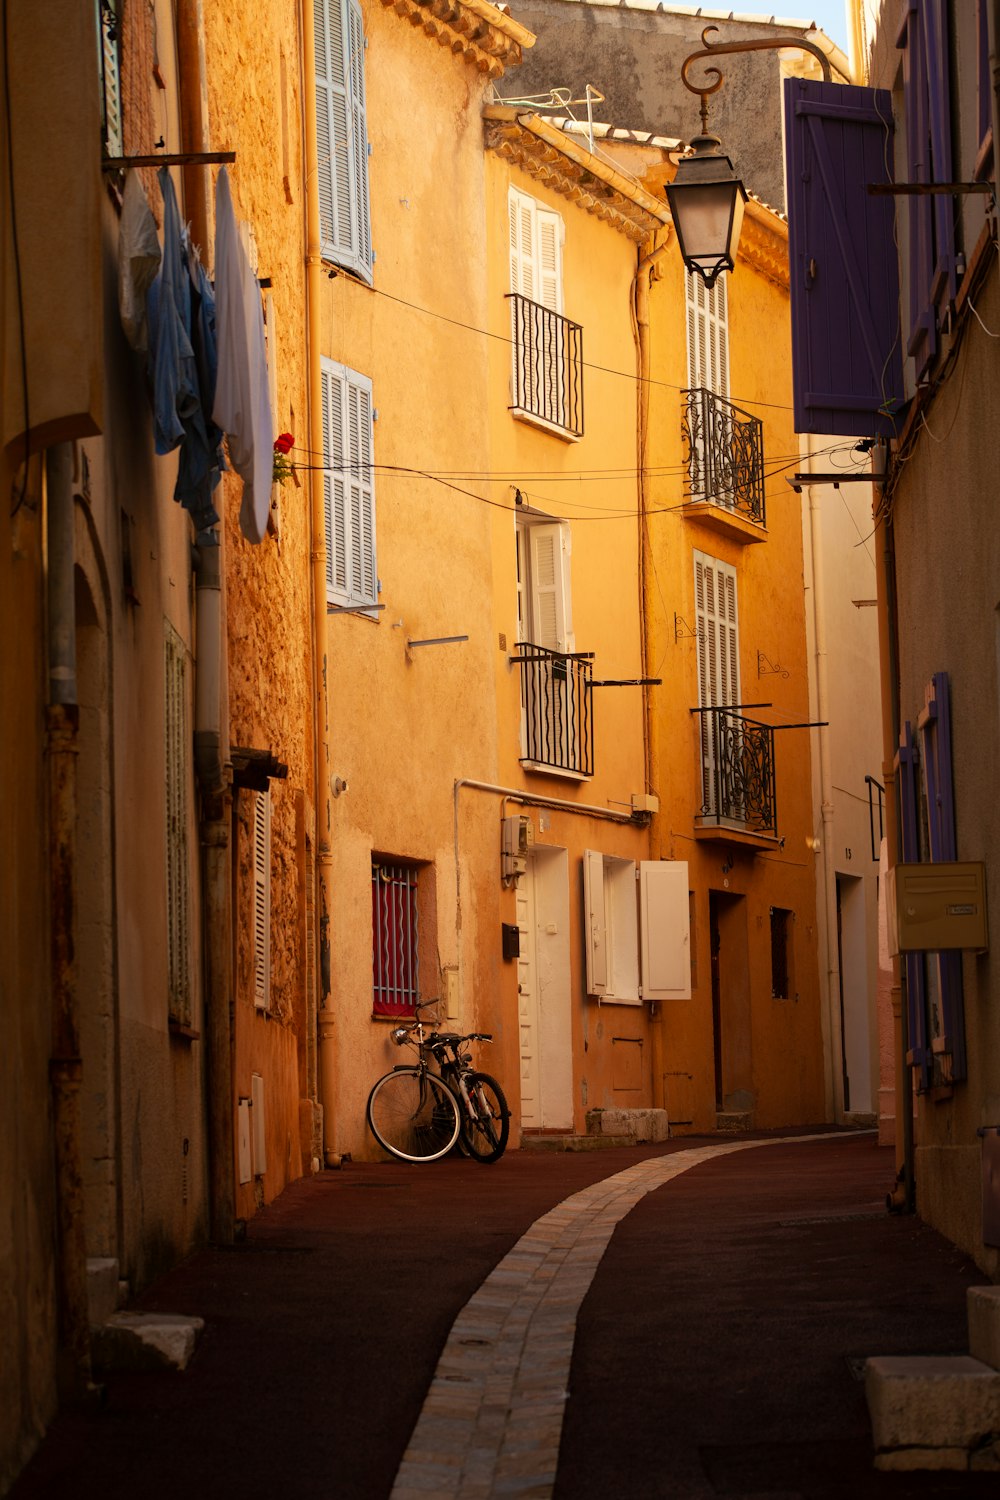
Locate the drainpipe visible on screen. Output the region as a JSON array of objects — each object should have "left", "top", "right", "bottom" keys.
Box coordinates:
[
  {"left": 632, "top": 234, "right": 670, "bottom": 1111},
  {"left": 303, "top": 0, "right": 338, "bottom": 1166},
  {"left": 802, "top": 437, "right": 845, "bottom": 1123},
  {"left": 46, "top": 441, "right": 92, "bottom": 1396},
  {"left": 873, "top": 444, "right": 914, "bottom": 1211}
]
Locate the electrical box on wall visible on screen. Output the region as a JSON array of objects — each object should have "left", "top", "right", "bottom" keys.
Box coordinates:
[
  {"left": 887, "top": 861, "right": 988, "bottom": 955},
  {"left": 501, "top": 814, "right": 534, "bottom": 883}
]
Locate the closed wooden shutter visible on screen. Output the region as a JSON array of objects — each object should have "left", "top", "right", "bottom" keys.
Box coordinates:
[
  {"left": 321, "top": 359, "right": 376, "bottom": 609},
  {"left": 583, "top": 849, "right": 608, "bottom": 997},
  {"left": 694, "top": 552, "right": 740, "bottom": 814},
  {"left": 686, "top": 272, "right": 729, "bottom": 398},
  {"left": 315, "top": 0, "right": 371, "bottom": 281},
  {"left": 639, "top": 861, "right": 691, "bottom": 1001},
  {"left": 165, "top": 625, "right": 191, "bottom": 1024},
  {"left": 528, "top": 522, "right": 570, "bottom": 652},
  {"left": 253, "top": 790, "right": 271, "bottom": 1011},
  {"left": 98, "top": 0, "right": 123, "bottom": 157}
]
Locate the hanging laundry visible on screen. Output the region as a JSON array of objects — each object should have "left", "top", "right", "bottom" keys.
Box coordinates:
[
  {"left": 146, "top": 166, "right": 223, "bottom": 534},
  {"left": 118, "top": 172, "right": 161, "bottom": 353},
  {"left": 212, "top": 166, "right": 273, "bottom": 545}
]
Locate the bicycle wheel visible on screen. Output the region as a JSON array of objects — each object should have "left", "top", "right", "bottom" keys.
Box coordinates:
[
  {"left": 460, "top": 1072, "right": 510, "bottom": 1164},
  {"left": 366, "top": 1068, "right": 461, "bottom": 1163}
]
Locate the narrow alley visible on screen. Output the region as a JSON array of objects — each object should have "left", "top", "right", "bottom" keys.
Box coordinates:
[{"left": 10, "top": 1133, "right": 998, "bottom": 1499}]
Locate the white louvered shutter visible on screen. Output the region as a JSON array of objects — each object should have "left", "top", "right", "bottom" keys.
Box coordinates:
[
  {"left": 322, "top": 361, "right": 376, "bottom": 609},
  {"left": 694, "top": 551, "right": 740, "bottom": 815},
  {"left": 348, "top": 0, "right": 372, "bottom": 272},
  {"left": 528, "top": 523, "right": 570, "bottom": 652},
  {"left": 253, "top": 790, "right": 271, "bottom": 1010},
  {"left": 686, "top": 272, "right": 730, "bottom": 398},
  {"left": 509, "top": 188, "right": 535, "bottom": 299},
  {"left": 98, "top": 0, "right": 124, "bottom": 157},
  {"left": 537, "top": 211, "right": 563, "bottom": 313}
]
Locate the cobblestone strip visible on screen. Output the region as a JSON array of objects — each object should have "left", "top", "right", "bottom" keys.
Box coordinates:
[{"left": 390, "top": 1134, "right": 836, "bottom": 1500}]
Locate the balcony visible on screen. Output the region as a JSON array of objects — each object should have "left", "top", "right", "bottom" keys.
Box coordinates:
[
  {"left": 682, "top": 388, "right": 766, "bottom": 542},
  {"left": 513, "top": 643, "right": 593, "bottom": 777},
  {"left": 507, "top": 293, "right": 584, "bottom": 439},
  {"left": 694, "top": 707, "right": 777, "bottom": 843}
]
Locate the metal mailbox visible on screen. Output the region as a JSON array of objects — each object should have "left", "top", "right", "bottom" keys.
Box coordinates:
[{"left": 886, "top": 861, "right": 988, "bottom": 955}]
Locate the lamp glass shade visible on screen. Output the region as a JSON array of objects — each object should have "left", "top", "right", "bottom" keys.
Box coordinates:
[{"left": 666, "top": 140, "right": 748, "bottom": 288}]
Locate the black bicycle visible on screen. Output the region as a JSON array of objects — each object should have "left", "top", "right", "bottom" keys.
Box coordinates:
[{"left": 366, "top": 1001, "right": 510, "bottom": 1164}]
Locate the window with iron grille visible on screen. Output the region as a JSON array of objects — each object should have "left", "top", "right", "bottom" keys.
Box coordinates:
[
  {"left": 372, "top": 860, "right": 419, "bottom": 1018},
  {"left": 165, "top": 624, "right": 191, "bottom": 1025},
  {"left": 770, "top": 907, "right": 792, "bottom": 1000}
]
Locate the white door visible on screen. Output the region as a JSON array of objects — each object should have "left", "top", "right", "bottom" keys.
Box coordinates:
[{"left": 516, "top": 848, "right": 573, "bottom": 1130}]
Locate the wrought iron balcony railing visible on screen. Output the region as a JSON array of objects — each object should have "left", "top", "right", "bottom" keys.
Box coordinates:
[
  {"left": 695, "top": 707, "right": 777, "bottom": 837},
  {"left": 682, "top": 387, "right": 766, "bottom": 525},
  {"left": 513, "top": 643, "right": 593, "bottom": 777},
  {"left": 507, "top": 293, "right": 584, "bottom": 438}
]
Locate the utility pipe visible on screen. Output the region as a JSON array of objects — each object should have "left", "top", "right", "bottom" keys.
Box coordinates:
[
  {"left": 303, "top": 0, "right": 338, "bottom": 1167},
  {"left": 803, "top": 436, "right": 845, "bottom": 1123},
  {"left": 45, "top": 441, "right": 92, "bottom": 1396},
  {"left": 873, "top": 444, "right": 914, "bottom": 1211}
]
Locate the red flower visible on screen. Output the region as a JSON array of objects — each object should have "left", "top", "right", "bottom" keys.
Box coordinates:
[{"left": 273, "top": 432, "right": 294, "bottom": 455}]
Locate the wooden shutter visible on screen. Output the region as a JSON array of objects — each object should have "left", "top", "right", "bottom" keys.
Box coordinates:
[
  {"left": 784, "top": 77, "right": 904, "bottom": 435},
  {"left": 99, "top": 1, "right": 124, "bottom": 157},
  {"left": 509, "top": 188, "right": 535, "bottom": 299},
  {"left": 253, "top": 790, "right": 271, "bottom": 1010},
  {"left": 899, "top": 0, "right": 957, "bottom": 381},
  {"left": 348, "top": 0, "right": 372, "bottom": 272},
  {"left": 529, "top": 522, "right": 571, "bottom": 652},
  {"left": 165, "top": 626, "right": 190, "bottom": 1024},
  {"left": 639, "top": 862, "right": 691, "bottom": 1001},
  {"left": 896, "top": 722, "right": 930, "bottom": 1090},
  {"left": 315, "top": 0, "right": 371, "bottom": 281},
  {"left": 537, "top": 210, "right": 563, "bottom": 313},
  {"left": 685, "top": 272, "right": 729, "bottom": 398},
  {"left": 583, "top": 850, "right": 608, "bottom": 996},
  {"left": 695, "top": 552, "right": 739, "bottom": 814},
  {"left": 321, "top": 359, "right": 376, "bottom": 608}
]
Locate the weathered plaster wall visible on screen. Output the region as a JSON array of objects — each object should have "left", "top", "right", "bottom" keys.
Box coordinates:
[
  {"left": 318, "top": 2, "right": 505, "bottom": 1160},
  {"left": 890, "top": 264, "right": 1000, "bottom": 1277}
]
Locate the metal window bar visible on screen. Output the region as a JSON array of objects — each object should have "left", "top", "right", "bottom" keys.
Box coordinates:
[
  {"left": 682, "top": 387, "right": 765, "bottom": 523},
  {"left": 865, "top": 774, "right": 885, "bottom": 862},
  {"left": 513, "top": 643, "right": 594, "bottom": 776},
  {"left": 372, "top": 861, "right": 419, "bottom": 1017},
  {"left": 507, "top": 293, "right": 584, "bottom": 437},
  {"left": 698, "top": 708, "right": 777, "bottom": 837}
]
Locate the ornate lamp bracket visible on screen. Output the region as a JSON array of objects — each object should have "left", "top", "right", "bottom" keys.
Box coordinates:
[{"left": 679, "top": 24, "right": 833, "bottom": 133}]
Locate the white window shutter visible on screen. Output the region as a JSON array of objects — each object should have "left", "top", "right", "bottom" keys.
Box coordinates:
[
  {"left": 686, "top": 273, "right": 729, "bottom": 398},
  {"left": 348, "top": 0, "right": 371, "bottom": 271},
  {"left": 537, "top": 210, "right": 563, "bottom": 313},
  {"left": 583, "top": 850, "right": 608, "bottom": 996},
  {"left": 694, "top": 551, "right": 739, "bottom": 708},
  {"left": 639, "top": 861, "right": 691, "bottom": 1000},
  {"left": 322, "top": 359, "right": 375, "bottom": 608},
  {"left": 253, "top": 790, "right": 271, "bottom": 1010},
  {"left": 529, "top": 523, "right": 569, "bottom": 652},
  {"left": 509, "top": 188, "right": 534, "bottom": 299}
]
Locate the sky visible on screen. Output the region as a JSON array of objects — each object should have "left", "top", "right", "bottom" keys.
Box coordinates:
[{"left": 730, "top": 2, "right": 849, "bottom": 55}]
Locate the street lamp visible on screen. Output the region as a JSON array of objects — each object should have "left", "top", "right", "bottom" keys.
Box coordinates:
[{"left": 667, "top": 26, "right": 832, "bottom": 288}]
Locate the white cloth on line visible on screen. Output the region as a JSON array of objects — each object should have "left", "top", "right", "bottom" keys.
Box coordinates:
[
  {"left": 118, "top": 171, "right": 161, "bottom": 353},
  {"left": 212, "top": 166, "right": 273, "bottom": 545}
]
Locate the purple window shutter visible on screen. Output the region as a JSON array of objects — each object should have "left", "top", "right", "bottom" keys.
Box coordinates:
[
  {"left": 918, "top": 672, "right": 966, "bottom": 1083},
  {"left": 896, "top": 723, "right": 931, "bottom": 1091},
  {"left": 977, "top": 0, "right": 993, "bottom": 168},
  {"left": 784, "top": 78, "right": 904, "bottom": 439},
  {"left": 898, "top": 0, "right": 957, "bottom": 382}
]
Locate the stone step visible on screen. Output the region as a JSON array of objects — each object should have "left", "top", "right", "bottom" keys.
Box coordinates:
[
  {"left": 86, "top": 1257, "right": 120, "bottom": 1328},
  {"left": 969, "top": 1286, "right": 1000, "bottom": 1371},
  {"left": 585, "top": 1108, "right": 669, "bottom": 1143},
  {"left": 520, "top": 1132, "right": 636, "bottom": 1153},
  {"left": 91, "top": 1312, "right": 204, "bottom": 1374},
  {"left": 716, "top": 1110, "right": 753, "bottom": 1132},
  {"left": 865, "top": 1354, "right": 1000, "bottom": 1472}
]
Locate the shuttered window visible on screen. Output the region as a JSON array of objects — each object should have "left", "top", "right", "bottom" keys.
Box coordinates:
[
  {"left": 315, "top": 0, "right": 372, "bottom": 282},
  {"left": 783, "top": 78, "right": 904, "bottom": 437},
  {"left": 686, "top": 271, "right": 729, "bottom": 399},
  {"left": 584, "top": 854, "right": 691, "bottom": 1003},
  {"left": 97, "top": 0, "right": 123, "bottom": 158},
  {"left": 253, "top": 790, "right": 271, "bottom": 1011},
  {"left": 165, "top": 625, "right": 191, "bottom": 1025},
  {"left": 321, "top": 358, "right": 376, "bottom": 611},
  {"left": 517, "top": 518, "right": 573, "bottom": 653},
  {"left": 694, "top": 551, "right": 740, "bottom": 817},
  {"left": 508, "top": 188, "right": 568, "bottom": 427},
  {"left": 898, "top": 0, "right": 957, "bottom": 382}
]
